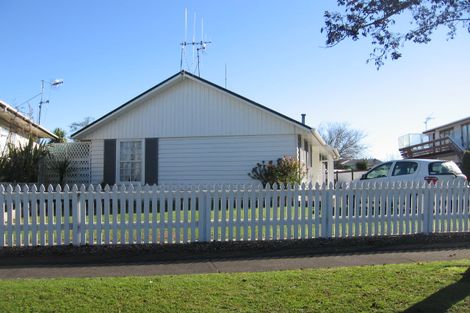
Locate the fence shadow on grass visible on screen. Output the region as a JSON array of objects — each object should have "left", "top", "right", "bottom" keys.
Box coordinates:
[{"left": 402, "top": 266, "right": 470, "bottom": 313}]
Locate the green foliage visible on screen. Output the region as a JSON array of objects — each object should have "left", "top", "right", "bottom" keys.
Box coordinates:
[
  {"left": 48, "top": 155, "right": 72, "bottom": 186},
  {"left": 275, "top": 156, "right": 306, "bottom": 185},
  {"left": 356, "top": 159, "right": 368, "bottom": 171},
  {"left": 461, "top": 151, "right": 470, "bottom": 180},
  {"left": 249, "top": 156, "right": 306, "bottom": 187},
  {"left": 248, "top": 160, "right": 277, "bottom": 187},
  {"left": 51, "top": 128, "right": 67, "bottom": 143},
  {"left": 0, "top": 138, "right": 49, "bottom": 183},
  {"left": 323, "top": 0, "right": 470, "bottom": 68}
]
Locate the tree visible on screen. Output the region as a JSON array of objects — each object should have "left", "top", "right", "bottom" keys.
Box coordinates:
[
  {"left": 69, "top": 116, "right": 94, "bottom": 133},
  {"left": 318, "top": 122, "right": 367, "bottom": 159},
  {"left": 322, "top": 0, "right": 470, "bottom": 68},
  {"left": 51, "top": 128, "right": 67, "bottom": 143}
]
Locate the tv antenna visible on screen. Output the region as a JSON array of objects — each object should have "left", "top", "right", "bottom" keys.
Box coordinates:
[
  {"left": 180, "top": 9, "right": 211, "bottom": 76},
  {"left": 424, "top": 115, "right": 434, "bottom": 130}
]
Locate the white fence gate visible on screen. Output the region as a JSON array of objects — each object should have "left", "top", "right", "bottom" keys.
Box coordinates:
[{"left": 0, "top": 181, "right": 469, "bottom": 247}]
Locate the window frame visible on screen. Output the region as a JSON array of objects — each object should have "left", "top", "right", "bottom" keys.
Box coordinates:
[
  {"left": 391, "top": 161, "right": 419, "bottom": 177},
  {"left": 363, "top": 162, "right": 393, "bottom": 180},
  {"left": 116, "top": 139, "right": 145, "bottom": 184}
]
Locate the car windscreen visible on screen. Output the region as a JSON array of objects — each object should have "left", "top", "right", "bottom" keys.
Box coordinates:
[{"left": 428, "top": 161, "right": 463, "bottom": 176}]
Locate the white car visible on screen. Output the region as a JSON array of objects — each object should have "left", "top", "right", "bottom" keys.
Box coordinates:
[{"left": 359, "top": 159, "right": 467, "bottom": 184}]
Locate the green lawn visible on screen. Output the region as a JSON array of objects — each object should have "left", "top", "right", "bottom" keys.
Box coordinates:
[{"left": 0, "top": 260, "right": 469, "bottom": 313}]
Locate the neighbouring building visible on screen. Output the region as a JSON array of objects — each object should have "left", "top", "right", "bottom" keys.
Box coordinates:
[
  {"left": 0, "top": 99, "right": 57, "bottom": 155},
  {"left": 70, "top": 71, "right": 339, "bottom": 186},
  {"left": 398, "top": 116, "right": 470, "bottom": 164}
]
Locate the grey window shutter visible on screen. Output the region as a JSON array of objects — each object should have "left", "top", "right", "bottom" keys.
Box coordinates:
[
  {"left": 145, "top": 138, "right": 158, "bottom": 185},
  {"left": 103, "top": 139, "right": 116, "bottom": 186}
]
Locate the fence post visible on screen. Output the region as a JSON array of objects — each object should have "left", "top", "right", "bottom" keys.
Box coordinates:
[
  {"left": 72, "top": 185, "right": 81, "bottom": 245},
  {"left": 198, "top": 186, "right": 210, "bottom": 242},
  {"left": 205, "top": 187, "right": 212, "bottom": 242},
  {"left": 423, "top": 183, "right": 434, "bottom": 234},
  {"left": 321, "top": 183, "right": 332, "bottom": 238}
]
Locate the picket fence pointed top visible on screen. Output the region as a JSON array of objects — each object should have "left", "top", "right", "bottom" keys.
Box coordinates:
[
  {"left": 46, "top": 184, "right": 53, "bottom": 192},
  {"left": 30, "top": 184, "right": 37, "bottom": 192},
  {"left": 23, "top": 185, "right": 30, "bottom": 192},
  {"left": 55, "top": 185, "right": 62, "bottom": 192},
  {"left": 14, "top": 185, "right": 21, "bottom": 192},
  {"left": 71, "top": 184, "right": 78, "bottom": 192},
  {"left": 88, "top": 184, "right": 95, "bottom": 192},
  {"left": 79, "top": 184, "right": 87, "bottom": 192},
  {"left": 63, "top": 184, "right": 70, "bottom": 192},
  {"left": 128, "top": 184, "right": 135, "bottom": 192},
  {"left": 96, "top": 184, "right": 102, "bottom": 192}
]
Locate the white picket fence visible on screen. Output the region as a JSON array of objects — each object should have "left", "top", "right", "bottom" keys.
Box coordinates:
[{"left": 0, "top": 181, "right": 469, "bottom": 247}]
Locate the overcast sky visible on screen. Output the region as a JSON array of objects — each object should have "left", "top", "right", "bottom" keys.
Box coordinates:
[{"left": 1, "top": 1, "right": 469, "bottom": 160}]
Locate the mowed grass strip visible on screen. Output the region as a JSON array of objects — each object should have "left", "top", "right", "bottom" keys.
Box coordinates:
[{"left": 0, "top": 260, "right": 469, "bottom": 313}]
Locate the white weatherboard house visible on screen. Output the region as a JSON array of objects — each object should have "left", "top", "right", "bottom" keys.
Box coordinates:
[
  {"left": 71, "top": 71, "right": 338, "bottom": 186},
  {"left": 0, "top": 99, "right": 57, "bottom": 155}
]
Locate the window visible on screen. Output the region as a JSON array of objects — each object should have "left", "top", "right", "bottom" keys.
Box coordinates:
[
  {"left": 439, "top": 128, "right": 454, "bottom": 138},
  {"left": 392, "top": 161, "right": 418, "bottom": 176},
  {"left": 428, "top": 161, "right": 462, "bottom": 176},
  {"left": 364, "top": 162, "right": 393, "bottom": 179},
  {"left": 119, "top": 140, "right": 143, "bottom": 182},
  {"left": 462, "top": 123, "right": 470, "bottom": 149}
]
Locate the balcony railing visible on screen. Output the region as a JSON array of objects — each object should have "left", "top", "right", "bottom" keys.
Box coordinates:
[{"left": 399, "top": 136, "right": 457, "bottom": 159}]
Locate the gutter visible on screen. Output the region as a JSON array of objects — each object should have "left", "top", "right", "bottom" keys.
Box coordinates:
[
  {"left": 310, "top": 128, "right": 340, "bottom": 160},
  {"left": 0, "top": 100, "right": 58, "bottom": 140}
]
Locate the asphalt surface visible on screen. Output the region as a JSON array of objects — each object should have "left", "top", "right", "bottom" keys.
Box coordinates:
[{"left": 0, "top": 245, "right": 469, "bottom": 279}]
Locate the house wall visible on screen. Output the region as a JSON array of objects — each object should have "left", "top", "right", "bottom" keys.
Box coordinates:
[
  {"left": 90, "top": 139, "right": 104, "bottom": 184},
  {"left": 81, "top": 76, "right": 334, "bottom": 186},
  {"left": 423, "top": 117, "right": 470, "bottom": 148},
  {"left": 159, "top": 134, "right": 297, "bottom": 185},
  {"left": 0, "top": 124, "right": 30, "bottom": 156},
  {"left": 80, "top": 78, "right": 297, "bottom": 140}
]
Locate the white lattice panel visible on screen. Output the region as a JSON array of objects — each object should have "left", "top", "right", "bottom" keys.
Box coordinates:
[{"left": 45, "top": 142, "right": 91, "bottom": 184}]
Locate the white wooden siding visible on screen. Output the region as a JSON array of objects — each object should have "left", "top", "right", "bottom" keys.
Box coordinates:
[
  {"left": 159, "top": 135, "right": 297, "bottom": 185},
  {"left": 90, "top": 140, "right": 104, "bottom": 184},
  {"left": 0, "top": 125, "right": 29, "bottom": 156},
  {"left": 80, "top": 79, "right": 298, "bottom": 140}
]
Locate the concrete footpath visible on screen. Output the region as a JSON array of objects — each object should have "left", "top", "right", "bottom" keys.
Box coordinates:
[{"left": 0, "top": 245, "right": 469, "bottom": 279}]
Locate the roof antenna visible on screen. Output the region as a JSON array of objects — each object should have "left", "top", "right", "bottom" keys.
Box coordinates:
[
  {"left": 179, "top": 10, "right": 211, "bottom": 76},
  {"left": 424, "top": 114, "right": 434, "bottom": 130},
  {"left": 180, "top": 8, "right": 188, "bottom": 71},
  {"left": 225, "top": 63, "right": 227, "bottom": 88}
]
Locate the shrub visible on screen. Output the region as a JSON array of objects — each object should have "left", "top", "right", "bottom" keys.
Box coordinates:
[
  {"left": 249, "top": 156, "right": 306, "bottom": 187},
  {"left": 48, "top": 155, "right": 72, "bottom": 186},
  {"left": 248, "top": 160, "right": 277, "bottom": 187},
  {"left": 461, "top": 151, "right": 470, "bottom": 181},
  {"left": 0, "top": 138, "right": 49, "bottom": 183},
  {"left": 355, "top": 160, "right": 368, "bottom": 171}
]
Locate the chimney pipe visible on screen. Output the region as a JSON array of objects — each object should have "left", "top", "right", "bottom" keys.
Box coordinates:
[{"left": 301, "top": 114, "right": 306, "bottom": 125}]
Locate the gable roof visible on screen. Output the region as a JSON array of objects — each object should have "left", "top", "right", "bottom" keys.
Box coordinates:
[
  {"left": 0, "top": 99, "right": 58, "bottom": 139},
  {"left": 71, "top": 70, "right": 312, "bottom": 139}
]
